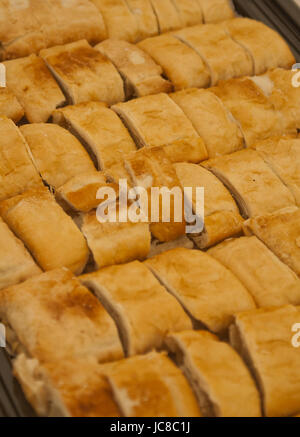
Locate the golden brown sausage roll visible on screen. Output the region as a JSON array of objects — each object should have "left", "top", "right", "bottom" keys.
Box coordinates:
[
  {"left": 80, "top": 260, "right": 192, "bottom": 355},
  {"left": 230, "top": 305, "right": 300, "bottom": 417},
  {"left": 0, "top": 187, "right": 89, "bottom": 274},
  {"left": 145, "top": 248, "right": 255, "bottom": 333},
  {"left": 0, "top": 88, "right": 24, "bottom": 122},
  {"left": 166, "top": 330, "right": 261, "bottom": 417}
]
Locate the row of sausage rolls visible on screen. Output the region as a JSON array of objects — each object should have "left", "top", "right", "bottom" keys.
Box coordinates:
[
  {"left": 0, "top": 261, "right": 299, "bottom": 416},
  {"left": 0, "top": 18, "right": 296, "bottom": 124},
  {"left": 0, "top": 0, "right": 234, "bottom": 60}
]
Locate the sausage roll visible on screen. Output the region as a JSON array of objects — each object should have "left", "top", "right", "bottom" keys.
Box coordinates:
[
  {"left": 20, "top": 123, "right": 95, "bottom": 189},
  {"left": 0, "top": 268, "right": 123, "bottom": 363},
  {"left": 112, "top": 93, "right": 208, "bottom": 164},
  {"left": 13, "top": 355, "right": 121, "bottom": 417},
  {"left": 171, "top": 0, "right": 203, "bottom": 27},
  {"left": 166, "top": 330, "right": 261, "bottom": 417},
  {"left": 80, "top": 210, "right": 151, "bottom": 270},
  {"left": 104, "top": 351, "right": 201, "bottom": 417},
  {"left": 149, "top": 0, "right": 183, "bottom": 33},
  {"left": 203, "top": 149, "right": 296, "bottom": 218},
  {"left": 145, "top": 248, "right": 255, "bottom": 334},
  {"left": 0, "top": 117, "right": 42, "bottom": 201},
  {"left": 174, "top": 24, "right": 253, "bottom": 86},
  {"left": 125, "top": 0, "right": 158, "bottom": 41},
  {"left": 90, "top": 0, "right": 139, "bottom": 42},
  {"left": 171, "top": 88, "right": 244, "bottom": 158},
  {"left": 138, "top": 34, "right": 210, "bottom": 90},
  {"left": 230, "top": 305, "right": 300, "bottom": 417},
  {"left": 0, "top": 187, "right": 89, "bottom": 274},
  {"left": 53, "top": 102, "right": 137, "bottom": 171},
  {"left": 3, "top": 54, "right": 65, "bottom": 123},
  {"left": 223, "top": 18, "right": 295, "bottom": 75},
  {"left": 0, "top": 217, "right": 41, "bottom": 291},
  {"left": 95, "top": 39, "right": 172, "bottom": 98},
  {"left": 243, "top": 207, "right": 300, "bottom": 276},
  {"left": 80, "top": 260, "right": 192, "bottom": 356},
  {"left": 40, "top": 40, "right": 124, "bottom": 106},
  {"left": 174, "top": 162, "right": 243, "bottom": 248},
  {"left": 209, "top": 236, "right": 300, "bottom": 307}
]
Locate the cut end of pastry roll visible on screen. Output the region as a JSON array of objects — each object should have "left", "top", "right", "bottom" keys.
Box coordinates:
[
  {"left": 229, "top": 305, "right": 300, "bottom": 417},
  {"left": 165, "top": 330, "right": 261, "bottom": 417},
  {"left": 80, "top": 260, "right": 192, "bottom": 356},
  {"left": 13, "top": 354, "right": 121, "bottom": 417},
  {"left": 103, "top": 351, "right": 201, "bottom": 417},
  {"left": 56, "top": 171, "right": 118, "bottom": 213},
  {"left": 145, "top": 247, "right": 256, "bottom": 334}
]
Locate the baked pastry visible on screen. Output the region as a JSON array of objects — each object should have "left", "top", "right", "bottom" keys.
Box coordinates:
[
  {"left": 174, "top": 24, "right": 253, "bottom": 86},
  {"left": 253, "top": 136, "right": 300, "bottom": 206},
  {"left": 40, "top": 40, "right": 124, "bottom": 105},
  {"left": 0, "top": 88, "right": 24, "bottom": 122},
  {"left": 203, "top": 149, "right": 296, "bottom": 218},
  {"left": 112, "top": 93, "right": 208, "bottom": 163},
  {"left": 208, "top": 236, "right": 300, "bottom": 307},
  {"left": 0, "top": 116, "right": 42, "bottom": 201},
  {"left": 125, "top": 0, "right": 158, "bottom": 41},
  {"left": 171, "top": 0, "right": 203, "bottom": 27},
  {"left": 171, "top": 88, "right": 244, "bottom": 158},
  {"left": 198, "top": 0, "right": 234, "bottom": 23},
  {"left": 13, "top": 355, "right": 121, "bottom": 417},
  {"left": 211, "top": 78, "right": 284, "bottom": 146},
  {"left": 149, "top": 0, "right": 183, "bottom": 32},
  {"left": 138, "top": 34, "right": 210, "bottom": 90},
  {"left": 0, "top": 217, "right": 41, "bottom": 291},
  {"left": 0, "top": 0, "right": 106, "bottom": 60},
  {"left": 148, "top": 235, "right": 194, "bottom": 258},
  {"left": 80, "top": 260, "right": 192, "bottom": 355},
  {"left": 145, "top": 248, "right": 255, "bottom": 333},
  {"left": 3, "top": 54, "right": 65, "bottom": 123},
  {"left": 90, "top": 0, "right": 139, "bottom": 42},
  {"left": 95, "top": 39, "right": 172, "bottom": 98},
  {"left": 56, "top": 171, "right": 118, "bottom": 213},
  {"left": 0, "top": 268, "right": 123, "bottom": 363},
  {"left": 52, "top": 102, "right": 137, "bottom": 170},
  {"left": 80, "top": 210, "right": 151, "bottom": 270},
  {"left": 0, "top": 187, "right": 89, "bottom": 274},
  {"left": 104, "top": 351, "right": 201, "bottom": 417},
  {"left": 230, "top": 305, "right": 300, "bottom": 417},
  {"left": 174, "top": 162, "right": 243, "bottom": 248},
  {"left": 223, "top": 18, "right": 296, "bottom": 75},
  {"left": 251, "top": 69, "right": 300, "bottom": 133},
  {"left": 166, "top": 330, "right": 261, "bottom": 417},
  {"left": 243, "top": 207, "right": 300, "bottom": 276},
  {"left": 20, "top": 123, "right": 95, "bottom": 189},
  {"left": 125, "top": 147, "right": 186, "bottom": 242}
]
